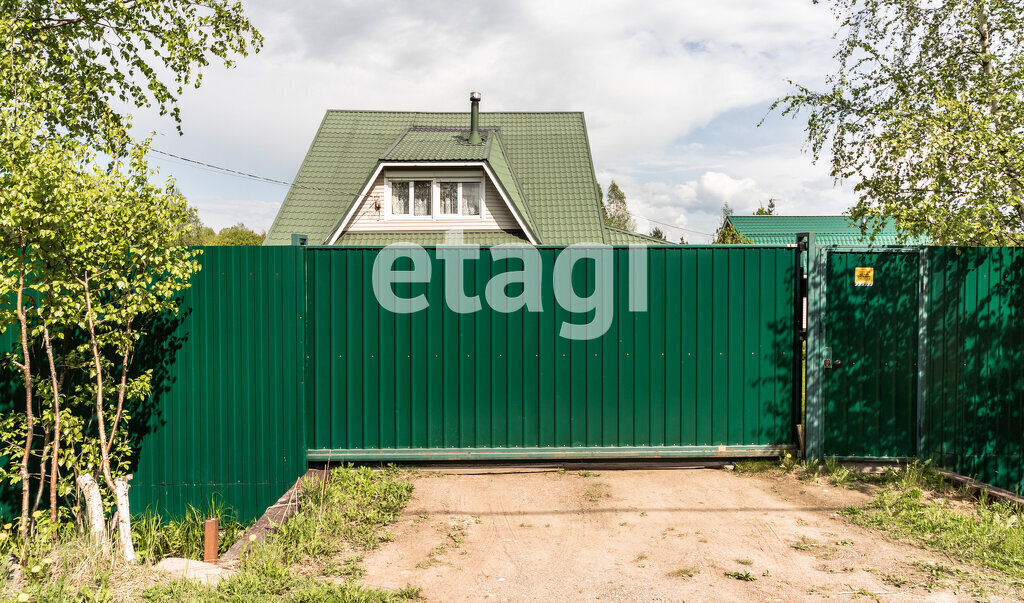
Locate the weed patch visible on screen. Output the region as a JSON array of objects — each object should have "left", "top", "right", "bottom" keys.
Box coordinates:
[
  {"left": 733, "top": 460, "right": 779, "bottom": 475},
  {"left": 844, "top": 486, "right": 1024, "bottom": 579},
  {"left": 583, "top": 483, "right": 611, "bottom": 503},
  {"left": 725, "top": 570, "right": 756, "bottom": 581},
  {"left": 668, "top": 567, "right": 695, "bottom": 578},
  {"left": 417, "top": 520, "right": 469, "bottom": 568}
]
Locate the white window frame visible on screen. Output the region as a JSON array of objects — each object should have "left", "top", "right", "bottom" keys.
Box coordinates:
[
  {"left": 437, "top": 179, "right": 484, "bottom": 218},
  {"left": 385, "top": 176, "right": 486, "bottom": 221},
  {"left": 386, "top": 179, "right": 433, "bottom": 219}
]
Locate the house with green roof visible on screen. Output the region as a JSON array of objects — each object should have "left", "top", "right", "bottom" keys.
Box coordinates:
[
  {"left": 265, "top": 93, "right": 662, "bottom": 246},
  {"left": 726, "top": 215, "right": 930, "bottom": 246}
]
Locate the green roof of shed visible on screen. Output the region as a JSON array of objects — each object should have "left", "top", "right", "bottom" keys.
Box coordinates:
[
  {"left": 727, "top": 215, "right": 929, "bottom": 246},
  {"left": 265, "top": 111, "right": 608, "bottom": 246}
]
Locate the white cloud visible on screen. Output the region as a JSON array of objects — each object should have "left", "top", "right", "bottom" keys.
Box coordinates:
[
  {"left": 127, "top": 0, "right": 849, "bottom": 235},
  {"left": 187, "top": 194, "right": 281, "bottom": 234}
]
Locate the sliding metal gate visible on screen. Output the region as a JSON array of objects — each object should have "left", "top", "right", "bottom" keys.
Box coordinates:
[{"left": 304, "top": 245, "right": 801, "bottom": 461}]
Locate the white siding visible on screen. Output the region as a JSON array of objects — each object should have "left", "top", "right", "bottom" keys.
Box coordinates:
[{"left": 345, "top": 168, "right": 521, "bottom": 232}]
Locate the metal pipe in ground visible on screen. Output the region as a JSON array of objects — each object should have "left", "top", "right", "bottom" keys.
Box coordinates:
[{"left": 204, "top": 518, "right": 219, "bottom": 563}]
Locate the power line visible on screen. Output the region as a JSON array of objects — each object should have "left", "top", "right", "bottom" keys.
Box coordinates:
[
  {"left": 149, "top": 147, "right": 716, "bottom": 238},
  {"left": 626, "top": 212, "right": 713, "bottom": 237},
  {"left": 149, "top": 148, "right": 369, "bottom": 197}
]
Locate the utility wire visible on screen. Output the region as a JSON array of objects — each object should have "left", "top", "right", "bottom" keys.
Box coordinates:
[
  {"left": 626, "top": 212, "right": 713, "bottom": 237},
  {"left": 149, "top": 148, "right": 369, "bottom": 197},
  {"left": 149, "top": 147, "right": 714, "bottom": 238}
]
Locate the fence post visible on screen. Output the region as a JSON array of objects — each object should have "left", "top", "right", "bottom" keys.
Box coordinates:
[{"left": 804, "top": 233, "right": 823, "bottom": 459}]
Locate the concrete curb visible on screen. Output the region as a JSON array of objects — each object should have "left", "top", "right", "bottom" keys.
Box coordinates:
[{"left": 221, "top": 468, "right": 325, "bottom": 562}]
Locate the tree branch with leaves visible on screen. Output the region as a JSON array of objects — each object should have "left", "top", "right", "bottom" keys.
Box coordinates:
[{"left": 771, "top": 0, "right": 1024, "bottom": 245}]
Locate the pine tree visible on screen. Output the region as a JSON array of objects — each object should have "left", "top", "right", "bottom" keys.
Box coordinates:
[{"left": 754, "top": 198, "right": 777, "bottom": 216}]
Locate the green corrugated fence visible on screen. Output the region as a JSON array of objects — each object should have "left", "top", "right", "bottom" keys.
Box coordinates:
[
  {"left": 923, "top": 247, "right": 1024, "bottom": 494},
  {"left": 807, "top": 244, "right": 1024, "bottom": 495},
  {"left": 5, "top": 243, "right": 1024, "bottom": 518},
  {"left": 128, "top": 246, "right": 309, "bottom": 519},
  {"left": 1, "top": 245, "right": 802, "bottom": 520}
]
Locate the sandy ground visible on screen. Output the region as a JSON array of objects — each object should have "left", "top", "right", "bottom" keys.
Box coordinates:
[{"left": 359, "top": 465, "right": 1020, "bottom": 602}]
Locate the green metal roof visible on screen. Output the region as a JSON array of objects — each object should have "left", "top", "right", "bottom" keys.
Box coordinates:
[
  {"left": 265, "top": 111, "right": 608, "bottom": 246},
  {"left": 727, "top": 215, "right": 930, "bottom": 246},
  {"left": 381, "top": 127, "right": 493, "bottom": 162},
  {"left": 333, "top": 230, "right": 529, "bottom": 246},
  {"left": 485, "top": 132, "right": 540, "bottom": 241}
]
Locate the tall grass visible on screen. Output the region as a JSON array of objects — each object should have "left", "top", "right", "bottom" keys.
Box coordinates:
[
  {"left": 133, "top": 498, "right": 248, "bottom": 563},
  {"left": 142, "top": 465, "right": 419, "bottom": 602},
  {"left": 274, "top": 464, "right": 414, "bottom": 561}
]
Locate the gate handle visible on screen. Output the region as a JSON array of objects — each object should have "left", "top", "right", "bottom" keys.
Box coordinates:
[{"left": 833, "top": 359, "right": 843, "bottom": 368}]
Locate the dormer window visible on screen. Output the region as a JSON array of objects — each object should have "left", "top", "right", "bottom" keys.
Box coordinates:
[
  {"left": 387, "top": 177, "right": 484, "bottom": 219},
  {"left": 440, "top": 181, "right": 481, "bottom": 216},
  {"left": 391, "top": 180, "right": 432, "bottom": 216}
]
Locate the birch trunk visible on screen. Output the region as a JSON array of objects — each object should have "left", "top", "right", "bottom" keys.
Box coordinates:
[
  {"left": 76, "top": 474, "right": 108, "bottom": 554},
  {"left": 112, "top": 475, "right": 136, "bottom": 563}
]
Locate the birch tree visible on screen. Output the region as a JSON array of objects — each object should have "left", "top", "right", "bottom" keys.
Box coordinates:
[
  {"left": 0, "top": 0, "right": 259, "bottom": 555},
  {"left": 773, "top": 0, "right": 1024, "bottom": 245},
  {"left": 602, "top": 181, "right": 636, "bottom": 231}
]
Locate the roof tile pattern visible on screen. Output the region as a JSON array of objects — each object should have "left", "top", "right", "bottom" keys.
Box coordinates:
[
  {"left": 727, "top": 215, "right": 930, "bottom": 246},
  {"left": 381, "top": 129, "right": 491, "bottom": 162},
  {"left": 265, "top": 111, "right": 608, "bottom": 246}
]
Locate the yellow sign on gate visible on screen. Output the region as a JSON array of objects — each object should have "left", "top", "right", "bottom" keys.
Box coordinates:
[{"left": 854, "top": 267, "right": 874, "bottom": 287}]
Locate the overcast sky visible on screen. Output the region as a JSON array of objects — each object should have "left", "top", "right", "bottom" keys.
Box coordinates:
[{"left": 132, "top": 0, "right": 856, "bottom": 244}]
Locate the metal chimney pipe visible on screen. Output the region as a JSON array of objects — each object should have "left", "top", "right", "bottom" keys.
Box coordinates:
[{"left": 469, "top": 91, "right": 482, "bottom": 144}]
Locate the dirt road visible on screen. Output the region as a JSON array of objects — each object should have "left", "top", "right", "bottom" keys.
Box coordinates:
[{"left": 359, "top": 465, "right": 1010, "bottom": 601}]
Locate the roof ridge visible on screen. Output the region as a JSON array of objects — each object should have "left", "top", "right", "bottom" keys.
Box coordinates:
[
  {"left": 378, "top": 129, "right": 410, "bottom": 160},
  {"left": 730, "top": 215, "right": 856, "bottom": 219},
  {"left": 485, "top": 131, "right": 541, "bottom": 241}
]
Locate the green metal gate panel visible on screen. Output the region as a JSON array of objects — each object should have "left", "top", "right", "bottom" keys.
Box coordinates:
[
  {"left": 820, "top": 251, "right": 920, "bottom": 458},
  {"left": 129, "top": 246, "right": 308, "bottom": 520},
  {"left": 305, "top": 246, "right": 798, "bottom": 460},
  {"left": 923, "top": 247, "right": 1024, "bottom": 494}
]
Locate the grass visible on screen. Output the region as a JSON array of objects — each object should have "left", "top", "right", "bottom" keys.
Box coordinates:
[
  {"left": 133, "top": 498, "right": 248, "bottom": 563},
  {"left": 583, "top": 483, "right": 611, "bottom": 503},
  {"left": 142, "top": 465, "right": 420, "bottom": 602},
  {"left": 0, "top": 503, "right": 249, "bottom": 601},
  {"left": 791, "top": 536, "right": 819, "bottom": 551},
  {"left": 725, "top": 570, "right": 756, "bottom": 581},
  {"left": 416, "top": 520, "right": 468, "bottom": 569},
  {"left": 733, "top": 459, "right": 779, "bottom": 474},
  {"left": 740, "top": 456, "right": 1024, "bottom": 586},
  {"left": 734, "top": 558, "right": 753, "bottom": 566},
  {"left": 843, "top": 484, "right": 1024, "bottom": 579},
  {"left": 668, "top": 567, "right": 695, "bottom": 578}
]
